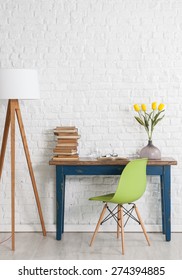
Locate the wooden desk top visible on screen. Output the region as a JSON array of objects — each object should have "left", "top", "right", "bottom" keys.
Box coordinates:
[{"left": 49, "top": 157, "right": 177, "bottom": 166}]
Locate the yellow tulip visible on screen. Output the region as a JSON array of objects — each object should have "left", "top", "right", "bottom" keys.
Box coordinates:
[
  {"left": 133, "top": 104, "right": 140, "bottom": 112},
  {"left": 158, "top": 103, "right": 165, "bottom": 111},
  {"left": 152, "top": 102, "right": 157, "bottom": 110},
  {"left": 141, "top": 104, "right": 147, "bottom": 111}
]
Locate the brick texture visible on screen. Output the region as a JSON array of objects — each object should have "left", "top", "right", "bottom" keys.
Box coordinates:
[{"left": 0, "top": 0, "right": 181, "bottom": 232}]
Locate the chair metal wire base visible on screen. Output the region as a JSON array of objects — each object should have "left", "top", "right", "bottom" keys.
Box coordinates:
[{"left": 101, "top": 203, "right": 140, "bottom": 228}]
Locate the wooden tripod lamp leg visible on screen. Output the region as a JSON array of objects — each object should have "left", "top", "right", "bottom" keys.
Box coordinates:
[
  {"left": 0, "top": 101, "right": 11, "bottom": 179},
  {"left": 0, "top": 101, "right": 11, "bottom": 247},
  {"left": 0, "top": 100, "right": 16, "bottom": 250},
  {"left": 0, "top": 99, "right": 46, "bottom": 250},
  {"left": 10, "top": 100, "right": 16, "bottom": 250},
  {"left": 15, "top": 100, "right": 46, "bottom": 236}
]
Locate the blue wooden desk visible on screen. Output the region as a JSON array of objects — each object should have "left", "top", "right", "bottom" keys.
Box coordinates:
[{"left": 49, "top": 157, "right": 177, "bottom": 242}]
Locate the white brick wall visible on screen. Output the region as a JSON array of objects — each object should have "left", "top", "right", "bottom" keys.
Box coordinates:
[{"left": 0, "top": 0, "right": 181, "bottom": 232}]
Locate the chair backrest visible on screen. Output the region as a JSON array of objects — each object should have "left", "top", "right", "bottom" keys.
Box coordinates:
[{"left": 110, "top": 158, "right": 147, "bottom": 204}]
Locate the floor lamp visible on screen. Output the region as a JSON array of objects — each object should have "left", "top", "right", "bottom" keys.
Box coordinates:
[{"left": 0, "top": 69, "right": 46, "bottom": 250}]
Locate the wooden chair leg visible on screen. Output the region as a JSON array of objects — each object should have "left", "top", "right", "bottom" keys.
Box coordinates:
[
  {"left": 134, "top": 205, "right": 150, "bottom": 246},
  {"left": 117, "top": 204, "right": 121, "bottom": 238},
  {"left": 120, "top": 205, "right": 125, "bottom": 255},
  {"left": 90, "top": 203, "right": 107, "bottom": 247}
]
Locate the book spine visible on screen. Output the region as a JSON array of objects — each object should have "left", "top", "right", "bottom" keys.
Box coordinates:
[
  {"left": 54, "top": 132, "right": 78, "bottom": 136},
  {"left": 53, "top": 126, "right": 80, "bottom": 161}
]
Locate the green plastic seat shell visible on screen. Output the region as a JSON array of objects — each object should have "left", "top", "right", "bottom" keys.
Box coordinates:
[{"left": 89, "top": 158, "right": 147, "bottom": 205}]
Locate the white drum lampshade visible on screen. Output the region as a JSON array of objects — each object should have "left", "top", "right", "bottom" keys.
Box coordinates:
[{"left": 0, "top": 69, "right": 40, "bottom": 100}]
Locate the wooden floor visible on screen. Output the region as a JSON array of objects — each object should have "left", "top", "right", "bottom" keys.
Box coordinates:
[{"left": 0, "top": 232, "right": 182, "bottom": 260}]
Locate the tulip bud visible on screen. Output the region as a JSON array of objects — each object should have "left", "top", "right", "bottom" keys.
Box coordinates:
[
  {"left": 133, "top": 104, "right": 140, "bottom": 112},
  {"left": 158, "top": 103, "right": 165, "bottom": 111},
  {"left": 141, "top": 104, "right": 147, "bottom": 111},
  {"left": 152, "top": 102, "right": 157, "bottom": 110}
]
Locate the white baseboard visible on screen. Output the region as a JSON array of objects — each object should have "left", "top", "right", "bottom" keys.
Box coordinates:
[{"left": 1, "top": 224, "right": 182, "bottom": 232}]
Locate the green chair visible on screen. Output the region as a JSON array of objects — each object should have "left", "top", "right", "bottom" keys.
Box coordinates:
[{"left": 89, "top": 158, "right": 150, "bottom": 255}]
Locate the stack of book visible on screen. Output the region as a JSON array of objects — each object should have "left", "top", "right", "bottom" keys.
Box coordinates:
[{"left": 53, "top": 126, "right": 80, "bottom": 161}]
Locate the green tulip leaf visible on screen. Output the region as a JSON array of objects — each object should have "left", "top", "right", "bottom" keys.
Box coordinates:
[
  {"left": 143, "top": 117, "right": 149, "bottom": 128},
  {"left": 134, "top": 116, "right": 144, "bottom": 126},
  {"left": 153, "top": 110, "right": 164, "bottom": 122},
  {"left": 153, "top": 115, "right": 165, "bottom": 126}
]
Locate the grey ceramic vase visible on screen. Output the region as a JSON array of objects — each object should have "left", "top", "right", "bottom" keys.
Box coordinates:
[{"left": 140, "top": 140, "right": 161, "bottom": 159}]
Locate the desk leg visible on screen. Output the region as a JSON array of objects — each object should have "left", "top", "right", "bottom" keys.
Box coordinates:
[
  {"left": 163, "top": 166, "right": 171, "bottom": 241},
  {"left": 62, "top": 174, "right": 65, "bottom": 234},
  {"left": 160, "top": 175, "right": 166, "bottom": 234},
  {"left": 56, "top": 166, "right": 65, "bottom": 240}
]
